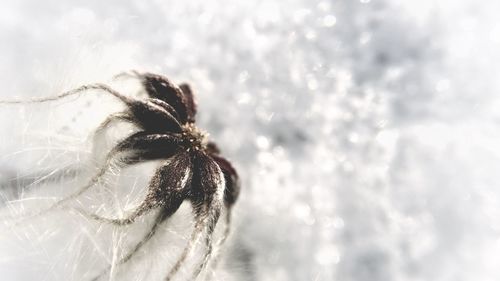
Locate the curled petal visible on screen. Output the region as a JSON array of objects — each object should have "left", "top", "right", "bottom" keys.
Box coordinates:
[
  {"left": 148, "top": 152, "right": 193, "bottom": 199},
  {"left": 113, "top": 131, "right": 182, "bottom": 164},
  {"left": 137, "top": 72, "right": 190, "bottom": 124},
  {"left": 148, "top": 98, "right": 181, "bottom": 121},
  {"left": 189, "top": 151, "right": 226, "bottom": 205},
  {"left": 166, "top": 151, "right": 225, "bottom": 281},
  {"left": 79, "top": 152, "right": 192, "bottom": 226},
  {"left": 210, "top": 154, "right": 240, "bottom": 207},
  {"left": 179, "top": 83, "right": 197, "bottom": 123},
  {"left": 127, "top": 99, "right": 182, "bottom": 133}
]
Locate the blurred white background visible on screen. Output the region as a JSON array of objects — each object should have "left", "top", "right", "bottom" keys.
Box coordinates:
[{"left": 1, "top": 0, "right": 500, "bottom": 280}]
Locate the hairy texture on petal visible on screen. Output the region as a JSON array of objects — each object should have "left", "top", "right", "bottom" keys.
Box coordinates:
[
  {"left": 166, "top": 151, "right": 225, "bottom": 281},
  {"left": 112, "top": 131, "right": 182, "bottom": 164},
  {"left": 80, "top": 152, "right": 192, "bottom": 226},
  {"left": 179, "top": 83, "right": 197, "bottom": 123},
  {"left": 139, "top": 72, "right": 190, "bottom": 124},
  {"left": 147, "top": 152, "right": 193, "bottom": 204},
  {"left": 147, "top": 98, "right": 181, "bottom": 121},
  {"left": 165, "top": 209, "right": 208, "bottom": 281},
  {"left": 190, "top": 195, "right": 222, "bottom": 280},
  {"left": 210, "top": 154, "right": 240, "bottom": 207},
  {"left": 189, "top": 151, "right": 226, "bottom": 206},
  {"left": 87, "top": 154, "right": 192, "bottom": 281},
  {"left": 127, "top": 99, "right": 182, "bottom": 133},
  {"left": 0, "top": 83, "right": 135, "bottom": 105}
]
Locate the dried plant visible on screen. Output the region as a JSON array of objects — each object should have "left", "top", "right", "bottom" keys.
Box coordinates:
[{"left": 0, "top": 71, "right": 240, "bottom": 281}]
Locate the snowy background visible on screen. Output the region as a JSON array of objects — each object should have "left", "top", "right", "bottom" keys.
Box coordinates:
[{"left": 1, "top": 0, "right": 500, "bottom": 280}]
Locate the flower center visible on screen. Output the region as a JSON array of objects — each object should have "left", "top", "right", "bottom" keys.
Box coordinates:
[{"left": 181, "top": 123, "right": 208, "bottom": 151}]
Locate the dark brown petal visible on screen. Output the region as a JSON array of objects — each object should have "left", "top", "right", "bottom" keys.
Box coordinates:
[
  {"left": 138, "top": 72, "right": 190, "bottom": 124},
  {"left": 189, "top": 151, "right": 225, "bottom": 206},
  {"left": 145, "top": 152, "right": 192, "bottom": 213},
  {"left": 77, "top": 152, "right": 192, "bottom": 226},
  {"left": 179, "top": 83, "right": 197, "bottom": 123},
  {"left": 113, "top": 131, "right": 182, "bottom": 164},
  {"left": 148, "top": 98, "right": 181, "bottom": 121},
  {"left": 209, "top": 154, "right": 240, "bottom": 207},
  {"left": 128, "top": 99, "right": 182, "bottom": 133}
]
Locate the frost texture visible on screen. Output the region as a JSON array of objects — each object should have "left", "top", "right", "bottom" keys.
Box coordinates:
[{"left": 1, "top": 0, "right": 500, "bottom": 281}]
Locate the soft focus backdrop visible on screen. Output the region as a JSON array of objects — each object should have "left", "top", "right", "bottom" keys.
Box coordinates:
[{"left": 1, "top": 0, "right": 500, "bottom": 281}]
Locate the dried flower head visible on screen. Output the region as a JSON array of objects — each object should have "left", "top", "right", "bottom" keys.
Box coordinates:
[{"left": 1, "top": 71, "right": 240, "bottom": 281}]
